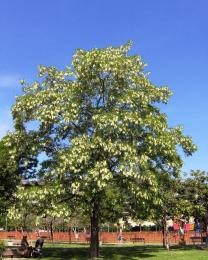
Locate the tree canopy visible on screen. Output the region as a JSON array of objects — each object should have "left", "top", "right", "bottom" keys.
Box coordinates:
[
  {"left": 0, "top": 139, "right": 20, "bottom": 214},
  {"left": 5, "top": 42, "right": 196, "bottom": 257},
  {"left": 180, "top": 170, "right": 208, "bottom": 219}
]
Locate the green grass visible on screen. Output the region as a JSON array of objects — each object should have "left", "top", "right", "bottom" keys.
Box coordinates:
[{"left": 34, "top": 243, "right": 208, "bottom": 260}]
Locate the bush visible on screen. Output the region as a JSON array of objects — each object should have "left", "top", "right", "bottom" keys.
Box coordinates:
[{"left": 0, "top": 240, "right": 5, "bottom": 259}]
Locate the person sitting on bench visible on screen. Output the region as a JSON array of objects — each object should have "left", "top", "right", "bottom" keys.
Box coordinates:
[{"left": 18, "top": 235, "right": 33, "bottom": 257}]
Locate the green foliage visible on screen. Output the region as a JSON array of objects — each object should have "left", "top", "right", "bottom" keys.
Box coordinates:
[
  {"left": 8, "top": 183, "right": 71, "bottom": 230},
  {"left": 152, "top": 170, "right": 208, "bottom": 228},
  {"left": 180, "top": 170, "right": 208, "bottom": 218},
  {"left": 0, "top": 139, "right": 20, "bottom": 214},
  {"left": 0, "top": 240, "right": 5, "bottom": 258},
  {"left": 0, "top": 133, "right": 38, "bottom": 215},
  {"left": 6, "top": 42, "right": 196, "bottom": 239}
]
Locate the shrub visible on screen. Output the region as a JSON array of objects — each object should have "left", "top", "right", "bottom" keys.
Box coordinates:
[{"left": 0, "top": 240, "right": 5, "bottom": 259}]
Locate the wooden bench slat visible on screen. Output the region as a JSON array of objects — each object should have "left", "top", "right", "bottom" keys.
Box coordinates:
[{"left": 130, "top": 237, "right": 145, "bottom": 244}]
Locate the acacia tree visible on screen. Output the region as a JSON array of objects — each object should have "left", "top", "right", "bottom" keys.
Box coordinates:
[{"left": 6, "top": 42, "right": 196, "bottom": 257}]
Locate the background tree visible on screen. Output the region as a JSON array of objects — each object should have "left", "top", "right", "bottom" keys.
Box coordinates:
[
  {"left": 181, "top": 170, "right": 208, "bottom": 219},
  {"left": 152, "top": 174, "right": 193, "bottom": 248},
  {"left": 0, "top": 132, "right": 38, "bottom": 217},
  {"left": 180, "top": 170, "right": 208, "bottom": 240},
  {"left": 8, "top": 182, "right": 71, "bottom": 237},
  {"left": 0, "top": 139, "right": 20, "bottom": 215},
  {"left": 6, "top": 42, "right": 196, "bottom": 257}
]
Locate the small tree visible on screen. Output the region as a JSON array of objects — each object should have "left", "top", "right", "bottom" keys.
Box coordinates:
[
  {"left": 181, "top": 170, "right": 208, "bottom": 238},
  {"left": 181, "top": 170, "right": 208, "bottom": 217},
  {"left": 0, "top": 240, "right": 5, "bottom": 259},
  {"left": 0, "top": 139, "right": 20, "bottom": 215},
  {"left": 152, "top": 174, "right": 193, "bottom": 248},
  {"left": 6, "top": 42, "right": 196, "bottom": 257}
]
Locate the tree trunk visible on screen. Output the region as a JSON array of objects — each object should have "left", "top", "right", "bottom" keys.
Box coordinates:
[
  {"left": 68, "top": 226, "right": 71, "bottom": 244},
  {"left": 162, "top": 218, "right": 167, "bottom": 248},
  {"left": 23, "top": 214, "right": 27, "bottom": 231},
  {"left": 162, "top": 228, "right": 166, "bottom": 248},
  {"left": 90, "top": 198, "right": 100, "bottom": 258},
  {"left": 50, "top": 221, "right": 54, "bottom": 243}
]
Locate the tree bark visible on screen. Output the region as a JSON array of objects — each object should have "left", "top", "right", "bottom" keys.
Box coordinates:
[
  {"left": 162, "top": 218, "right": 167, "bottom": 248},
  {"left": 162, "top": 228, "right": 166, "bottom": 248},
  {"left": 90, "top": 198, "right": 100, "bottom": 258},
  {"left": 68, "top": 227, "right": 71, "bottom": 244},
  {"left": 50, "top": 221, "right": 54, "bottom": 243}
]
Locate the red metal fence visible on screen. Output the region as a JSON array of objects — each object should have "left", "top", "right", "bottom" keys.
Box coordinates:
[{"left": 0, "top": 231, "right": 201, "bottom": 245}]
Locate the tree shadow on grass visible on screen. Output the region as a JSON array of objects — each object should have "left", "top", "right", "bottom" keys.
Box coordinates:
[
  {"left": 42, "top": 245, "right": 164, "bottom": 260},
  {"left": 43, "top": 246, "right": 88, "bottom": 260},
  {"left": 42, "top": 244, "right": 202, "bottom": 260},
  {"left": 100, "top": 245, "right": 162, "bottom": 260},
  {"left": 170, "top": 244, "right": 200, "bottom": 251}
]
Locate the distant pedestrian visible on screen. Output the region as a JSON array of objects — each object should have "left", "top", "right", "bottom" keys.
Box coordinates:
[{"left": 194, "top": 220, "right": 201, "bottom": 236}]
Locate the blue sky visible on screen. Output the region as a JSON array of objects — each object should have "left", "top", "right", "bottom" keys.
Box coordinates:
[{"left": 0, "top": 0, "right": 207, "bottom": 173}]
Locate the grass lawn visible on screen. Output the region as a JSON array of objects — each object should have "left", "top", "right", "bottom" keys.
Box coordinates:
[{"left": 22, "top": 243, "right": 208, "bottom": 260}]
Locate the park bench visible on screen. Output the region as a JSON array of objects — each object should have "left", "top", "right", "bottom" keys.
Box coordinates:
[
  {"left": 12, "top": 241, "right": 21, "bottom": 246},
  {"left": 2, "top": 245, "right": 25, "bottom": 258},
  {"left": 130, "top": 237, "right": 145, "bottom": 244},
  {"left": 2, "top": 248, "right": 14, "bottom": 258},
  {"left": 190, "top": 236, "right": 202, "bottom": 244},
  {"left": 7, "top": 235, "right": 16, "bottom": 246},
  {"left": 7, "top": 235, "right": 15, "bottom": 240}
]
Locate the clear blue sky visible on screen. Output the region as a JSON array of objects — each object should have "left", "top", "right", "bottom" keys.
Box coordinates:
[{"left": 0, "top": 0, "right": 207, "bottom": 173}]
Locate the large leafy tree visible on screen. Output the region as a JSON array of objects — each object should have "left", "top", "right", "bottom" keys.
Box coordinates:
[{"left": 6, "top": 42, "right": 196, "bottom": 257}]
